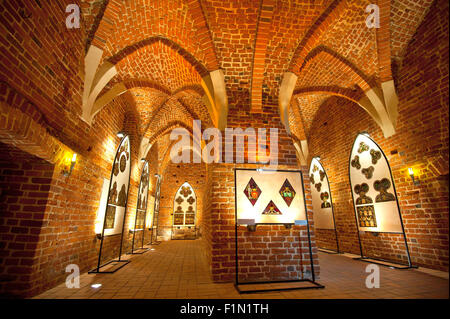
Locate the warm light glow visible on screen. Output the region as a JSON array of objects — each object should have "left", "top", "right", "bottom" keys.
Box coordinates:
[
  {"left": 94, "top": 218, "right": 103, "bottom": 234},
  {"left": 408, "top": 167, "right": 414, "bottom": 176},
  {"left": 91, "top": 284, "right": 102, "bottom": 289},
  {"left": 72, "top": 153, "right": 77, "bottom": 163},
  {"left": 117, "top": 131, "right": 125, "bottom": 138}
]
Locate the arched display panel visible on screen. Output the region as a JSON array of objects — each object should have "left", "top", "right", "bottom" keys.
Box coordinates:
[
  {"left": 130, "top": 161, "right": 150, "bottom": 254},
  {"left": 149, "top": 174, "right": 161, "bottom": 245},
  {"left": 349, "top": 133, "right": 413, "bottom": 268},
  {"left": 172, "top": 182, "right": 197, "bottom": 240},
  {"left": 90, "top": 135, "right": 132, "bottom": 273},
  {"left": 309, "top": 157, "right": 339, "bottom": 253}
]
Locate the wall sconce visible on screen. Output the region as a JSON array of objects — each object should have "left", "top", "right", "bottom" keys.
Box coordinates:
[
  {"left": 62, "top": 153, "right": 77, "bottom": 177},
  {"left": 408, "top": 168, "right": 420, "bottom": 185}
]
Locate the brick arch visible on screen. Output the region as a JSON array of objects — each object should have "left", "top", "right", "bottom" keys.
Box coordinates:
[
  {"left": 293, "top": 86, "right": 364, "bottom": 103},
  {"left": 157, "top": 130, "right": 206, "bottom": 178},
  {"left": 123, "top": 80, "right": 172, "bottom": 96},
  {"left": 141, "top": 89, "right": 209, "bottom": 138},
  {"left": 292, "top": 87, "right": 385, "bottom": 136},
  {"left": 0, "top": 100, "right": 70, "bottom": 167},
  {"left": 184, "top": 0, "right": 219, "bottom": 71},
  {"left": 146, "top": 118, "right": 194, "bottom": 147},
  {"left": 107, "top": 36, "right": 209, "bottom": 78},
  {"left": 288, "top": 0, "right": 348, "bottom": 75},
  {"left": 299, "top": 45, "right": 376, "bottom": 92}
]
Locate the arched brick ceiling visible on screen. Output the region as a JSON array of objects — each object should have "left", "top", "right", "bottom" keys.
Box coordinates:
[
  {"left": 318, "top": 1, "right": 379, "bottom": 81},
  {"left": 83, "top": 0, "right": 436, "bottom": 145},
  {"left": 177, "top": 91, "right": 214, "bottom": 127},
  {"left": 201, "top": 0, "right": 260, "bottom": 105},
  {"left": 144, "top": 98, "right": 195, "bottom": 141},
  {"left": 100, "top": 0, "right": 213, "bottom": 71},
  {"left": 128, "top": 87, "right": 168, "bottom": 132},
  {"left": 293, "top": 93, "right": 330, "bottom": 137},
  {"left": 115, "top": 42, "right": 203, "bottom": 92},
  {"left": 263, "top": 0, "right": 333, "bottom": 97},
  {"left": 390, "top": 0, "right": 434, "bottom": 59},
  {"left": 295, "top": 51, "right": 360, "bottom": 90}
]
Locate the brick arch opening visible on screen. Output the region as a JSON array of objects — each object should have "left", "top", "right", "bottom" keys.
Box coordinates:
[{"left": 0, "top": 142, "right": 54, "bottom": 298}]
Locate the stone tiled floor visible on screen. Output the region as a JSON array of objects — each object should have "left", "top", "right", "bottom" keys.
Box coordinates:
[{"left": 34, "top": 239, "right": 448, "bottom": 299}]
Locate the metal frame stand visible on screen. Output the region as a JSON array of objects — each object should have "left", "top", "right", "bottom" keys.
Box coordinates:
[
  {"left": 128, "top": 208, "right": 150, "bottom": 255},
  {"left": 129, "top": 162, "right": 150, "bottom": 255},
  {"left": 89, "top": 135, "right": 132, "bottom": 274},
  {"left": 148, "top": 174, "right": 162, "bottom": 246},
  {"left": 233, "top": 168, "right": 325, "bottom": 294}
]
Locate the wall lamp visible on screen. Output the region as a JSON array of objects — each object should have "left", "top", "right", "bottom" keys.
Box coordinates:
[
  {"left": 62, "top": 153, "right": 77, "bottom": 177},
  {"left": 408, "top": 168, "right": 420, "bottom": 186}
]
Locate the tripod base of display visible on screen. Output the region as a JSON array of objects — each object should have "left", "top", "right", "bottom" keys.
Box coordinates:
[
  {"left": 318, "top": 248, "right": 340, "bottom": 254},
  {"left": 128, "top": 247, "right": 149, "bottom": 255},
  {"left": 354, "top": 257, "right": 417, "bottom": 269},
  {"left": 234, "top": 279, "right": 324, "bottom": 294},
  {"left": 88, "top": 259, "right": 130, "bottom": 274}
]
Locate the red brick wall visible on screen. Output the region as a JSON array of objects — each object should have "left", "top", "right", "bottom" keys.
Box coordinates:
[
  {"left": 307, "top": 0, "right": 449, "bottom": 271},
  {"left": 0, "top": 83, "right": 145, "bottom": 297},
  {"left": 0, "top": 143, "right": 54, "bottom": 297}
]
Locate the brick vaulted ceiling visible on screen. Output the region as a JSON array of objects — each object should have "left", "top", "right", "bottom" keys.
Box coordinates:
[
  {"left": 79, "top": 0, "right": 434, "bottom": 145},
  {"left": 11, "top": 0, "right": 432, "bottom": 149}
]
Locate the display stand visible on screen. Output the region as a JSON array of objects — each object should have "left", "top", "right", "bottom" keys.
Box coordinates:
[
  {"left": 349, "top": 133, "right": 416, "bottom": 269},
  {"left": 233, "top": 168, "right": 324, "bottom": 294},
  {"left": 89, "top": 135, "right": 132, "bottom": 274},
  {"left": 129, "top": 161, "right": 150, "bottom": 255},
  {"left": 309, "top": 157, "right": 340, "bottom": 255},
  {"left": 148, "top": 174, "right": 162, "bottom": 245}
]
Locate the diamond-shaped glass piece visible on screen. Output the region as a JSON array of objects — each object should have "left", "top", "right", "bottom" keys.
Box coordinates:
[
  {"left": 262, "top": 200, "right": 282, "bottom": 215},
  {"left": 279, "top": 178, "right": 296, "bottom": 207},
  {"left": 243, "top": 177, "right": 261, "bottom": 206}
]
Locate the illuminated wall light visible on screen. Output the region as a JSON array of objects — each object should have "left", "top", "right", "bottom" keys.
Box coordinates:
[
  {"left": 91, "top": 283, "right": 102, "bottom": 289},
  {"left": 62, "top": 152, "right": 77, "bottom": 177},
  {"left": 94, "top": 219, "right": 103, "bottom": 239},
  {"left": 408, "top": 167, "right": 420, "bottom": 186}
]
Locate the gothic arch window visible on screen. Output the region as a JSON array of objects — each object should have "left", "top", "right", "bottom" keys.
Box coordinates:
[{"left": 173, "top": 182, "right": 196, "bottom": 227}]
